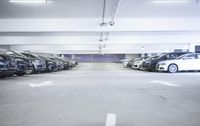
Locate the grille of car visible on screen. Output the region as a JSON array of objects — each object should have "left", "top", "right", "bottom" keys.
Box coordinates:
[
  {"left": 8, "top": 58, "right": 16, "bottom": 68},
  {"left": 15, "top": 58, "right": 26, "bottom": 69}
]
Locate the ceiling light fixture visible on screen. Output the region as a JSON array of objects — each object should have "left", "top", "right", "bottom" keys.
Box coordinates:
[
  {"left": 150, "top": 0, "right": 193, "bottom": 4},
  {"left": 9, "top": 0, "right": 47, "bottom": 4}
]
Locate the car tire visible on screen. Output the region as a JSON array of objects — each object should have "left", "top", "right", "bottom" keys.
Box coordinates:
[
  {"left": 168, "top": 64, "right": 178, "bottom": 73},
  {"left": 30, "top": 66, "right": 36, "bottom": 74},
  {"left": 16, "top": 72, "right": 25, "bottom": 76}
]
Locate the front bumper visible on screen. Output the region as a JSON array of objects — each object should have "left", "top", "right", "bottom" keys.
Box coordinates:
[
  {"left": 132, "top": 62, "right": 141, "bottom": 69},
  {"left": 156, "top": 64, "right": 168, "bottom": 71},
  {"left": 0, "top": 68, "right": 16, "bottom": 76},
  {"left": 35, "top": 67, "right": 46, "bottom": 72}
]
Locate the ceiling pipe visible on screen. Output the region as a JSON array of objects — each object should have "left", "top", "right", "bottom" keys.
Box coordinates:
[
  {"left": 100, "top": 0, "right": 108, "bottom": 27},
  {"left": 99, "top": 32, "right": 104, "bottom": 42},
  {"left": 110, "top": 0, "right": 122, "bottom": 26}
]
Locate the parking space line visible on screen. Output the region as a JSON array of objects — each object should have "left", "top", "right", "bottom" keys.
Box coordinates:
[
  {"left": 105, "top": 113, "right": 116, "bottom": 126},
  {"left": 28, "top": 81, "right": 55, "bottom": 87},
  {"left": 150, "top": 80, "right": 180, "bottom": 87}
]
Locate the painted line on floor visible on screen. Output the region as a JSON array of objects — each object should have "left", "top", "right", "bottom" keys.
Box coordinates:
[
  {"left": 105, "top": 113, "right": 116, "bottom": 126},
  {"left": 28, "top": 81, "right": 55, "bottom": 87},
  {"left": 150, "top": 80, "right": 180, "bottom": 87}
]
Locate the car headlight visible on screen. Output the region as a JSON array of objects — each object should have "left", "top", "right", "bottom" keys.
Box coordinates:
[
  {"left": 47, "top": 61, "right": 54, "bottom": 65},
  {"left": 146, "top": 61, "right": 151, "bottom": 64}
]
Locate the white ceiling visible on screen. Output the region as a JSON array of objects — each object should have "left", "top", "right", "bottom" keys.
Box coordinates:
[
  {"left": 0, "top": 0, "right": 199, "bottom": 18},
  {"left": 0, "top": 0, "right": 200, "bottom": 54}
]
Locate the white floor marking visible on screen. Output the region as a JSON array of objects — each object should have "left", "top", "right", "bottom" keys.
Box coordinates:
[
  {"left": 28, "top": 81, "right": 55, "bottom": 87},
  {"left": 105, "top": 113, "right": 116, "bottom": 126},
  {"left": 150, "top": 80, "right": 180, "bottom": 87}
]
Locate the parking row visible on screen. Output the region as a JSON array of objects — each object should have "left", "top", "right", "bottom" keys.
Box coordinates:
[
  {"left": 122, "top": 52, "right": 200, "bottom": 73},
  {"left": 0, "top": 49, "right": 78, "bottom": 78}
]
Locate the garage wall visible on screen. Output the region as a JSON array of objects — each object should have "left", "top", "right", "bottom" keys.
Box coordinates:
[
  {"left": 9, "top": 43, "right": 190, "bottom": 54},
  {"left": 74, "top": 54, "right": 125, "bottom": 63},
  {"left": 0, "top": 45, "right": 10, "bottom": 50},
  {"left": 125, "top": 54, "right": 140, "bottom": 59}
]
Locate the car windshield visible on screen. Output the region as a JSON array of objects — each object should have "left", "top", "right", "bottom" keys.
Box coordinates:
[
  {"left": 176, "top": 55, "right": 185, "bottom": 60},
  {"left": 0, "top": 50, "right": 15, "bottom": 55},
  {"left": 0, "top": 56, "right": 4, "bottom": 61},
  {"left": 145, "top": 55, "right": 159, "bottom": 60},
  {"left": 155, "top": 53, "right": 167, "bottom": 59}
]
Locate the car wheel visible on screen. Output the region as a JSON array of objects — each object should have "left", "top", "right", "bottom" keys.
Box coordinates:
[
  {"left": 168, "top": 64, "right": 178, "bottom": 73},
  {"left": 30, "top": 66, "right": 36, "bottom": 74},
  {"left": 16, "top": 72, "right": 25, "bottom": 76}
]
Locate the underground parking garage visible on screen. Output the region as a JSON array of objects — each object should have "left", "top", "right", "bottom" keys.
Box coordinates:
[{"left": 1, "top": 0, "right": 200, "bottom": 126}]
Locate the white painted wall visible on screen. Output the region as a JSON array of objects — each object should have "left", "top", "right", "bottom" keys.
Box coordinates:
[
  {"left": 9, "top": 43, "right": 190, "bottom": 54},
  {"left": 0, "top": 45, "right": 10, "bottom": 50},
  {"left": 125, "top": 54, "right": 140, "bottom": 59}
]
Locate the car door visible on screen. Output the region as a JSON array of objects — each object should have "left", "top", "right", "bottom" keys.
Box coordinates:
[
  {"left": 180, "top": 54, "right": 197, "bottom": 71},
  {"left": 195, "top": 54, "right": 200, "bottom": 70}
]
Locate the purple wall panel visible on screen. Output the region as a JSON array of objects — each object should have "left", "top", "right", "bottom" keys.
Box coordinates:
[
  {"left": 76, "top": 54, "right": 125, "bottom": 63},
  {"left": 61, "top": 54, "right": 125, "bottom": 63}
]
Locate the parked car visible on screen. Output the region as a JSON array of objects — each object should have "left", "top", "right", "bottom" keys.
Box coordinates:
[
  {"left": 0, "top": 50, "right": 33, "bottom": 76},
  {"left": 37, "top": 55, "right": 58, "bottom": 72},
  {"left": 157, "top": 53, "right": 200, "bottom": 73},
  {"left": 131, "top": 56, "right": 149, "bottom": 69},
  {"left": 47, "top": 56, "right": 65, "bottom": 70},
  {"left": 117, "top": 58, "right": 131, "bottom": 63},
  {"left": 139, "top": 56, "right": 159, "bottom": 70},
  {"left": 60, "top": 57, "right": 78, "bottom": 68},
  {"left": 0, "top": 53, "right": 16, "bottom": 77},
  {"left": 122, "top": 59, "right": 134, "bottom": 68},
  {"left": 57, "top": 58, "right": 71, "bottom": 70},
  {"left": 141, "top": 52, "right": 190, "bottom": 72},
  {"left": 21, "top": 53, "right": 47, "bottom": 73}
]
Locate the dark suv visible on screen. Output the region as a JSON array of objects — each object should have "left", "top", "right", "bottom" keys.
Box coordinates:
[
  {"left": 141, "top": 52, "right": 190, "bottom": 72},
  {"left": 37, "top": 55, "right": 58, "bottom": 72},
  {"left": 0, "top": 53, "right": 16, "bottom": 77},
  {"left": 21, "top": 53, "right": 47, "bottom": 73},
  {"left": 0, "top": 50, "right": 33, "bottom": 76}
]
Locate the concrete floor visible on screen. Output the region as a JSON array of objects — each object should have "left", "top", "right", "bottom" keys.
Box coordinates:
[{"left": 0, "top": 63, "right": 200, "bottom": 126}]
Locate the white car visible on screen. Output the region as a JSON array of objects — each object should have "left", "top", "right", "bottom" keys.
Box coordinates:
[
  {"left": 157, "top": 53, "right": 200, "bottom": 73},
  {"left": 131, "top": 56, "right": 149, "bottom": 69},
  {"left": 122, "top": 58, "right": 132, "bottom": 67}
]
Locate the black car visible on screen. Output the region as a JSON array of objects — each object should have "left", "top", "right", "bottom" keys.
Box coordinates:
[
  {"left": 0, "top": 53, "right": 16, "bottom": 77},
  {"left": 37, "top": 55, "right": 58, "bottom": 72},
  {"left": 55, "top": 57, "right": 70, "bottom": 70},
  {"left": 141, "top": 52, "right": 190, "bottom": 72},
  {"left": 140, "top": 55, "right": 159, "bottom": 70},
  {"left": 21, "top": 53, "right": 47, "bottom": 73},
  {"left": 47, "top": 56, "right": 64, "bottom": 70},
  {"left": 61, "top": 57, "right": 78, "bottom": 68},
  {"left": 0, "top": 50, "right": 33, "bottom": 76}
]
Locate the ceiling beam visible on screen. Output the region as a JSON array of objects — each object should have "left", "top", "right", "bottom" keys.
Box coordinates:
[{"left": 1, "top": 18, "right": 200, "bottom": 32}]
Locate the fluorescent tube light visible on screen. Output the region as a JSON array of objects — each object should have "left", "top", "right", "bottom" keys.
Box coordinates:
[
  {"left": 151, "top": 0, "right": 193, "bottom": 4},
  {"left": 9, "top": 0, "right": 47, "bottom": 4}
]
